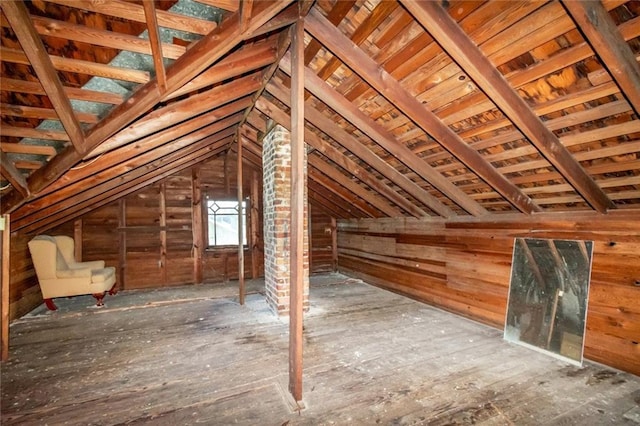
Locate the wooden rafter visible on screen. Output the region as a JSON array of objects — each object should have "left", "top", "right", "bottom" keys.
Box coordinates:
[
  {"left": 402, "top": 0, "right": 615, "bottom": 213},
  {"left": 47, "top": 0, "right": 216, "bottom": 36},
  {"left": 0, "top": 155, "right": 29, "bottom": 197},
  {"left": 562, "top": 0, "right": 640, "bottom": 118},
  {"left": 0, "top": 103, "right": 98, "bottom": 124},
  {"left": 14, "top": 116, "right": 243, "bottom": 224},
  {"left": 14, "top": 133, "right": 234, "bottom": 233},
  {"left": 24, "top": 141, "right": 231, "bottom": 235},
  {"left": 305, "top": 8, "right": 540, "bottom": 215},
  {"left": 142, "top": 0, "right": 167, "bottom": 92},
  {"left": 239, "top": 0, "right": 254, "bottom": 31},
  {"left": 0, "top": 78, "right": 123, "bottom": 105},
  {"left": 251, "top": 103, "right": 427, "bottom": 217},
  {"left": 280, "top": 56, "right": 480, "bottom": 216},
  {"left": 0, "top": 0, "right": 293, "bottom": 215},
  {"left": 0, "top": 47, "right": 150, "bottom": 84},
  {"left": 1, "top": 0, "right": 85, "bottom": 152},
  {"left": 263, "top": 79, "right": 453, "bottom": 217},
  {"left": 165, "top": 37, "right": 279, "bottom": 101}
]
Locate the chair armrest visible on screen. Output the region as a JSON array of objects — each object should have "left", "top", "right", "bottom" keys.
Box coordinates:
[
  {"left": 58, "top": 268, "right": 92, "bottom": 278},
  {"left": 70, "top": 260, "right": 105, "bottom": 270}
]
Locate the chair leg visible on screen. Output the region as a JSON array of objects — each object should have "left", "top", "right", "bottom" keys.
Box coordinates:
[
  {"left": 108, "top": 283, "right": 118, "bottom": 296},
  {"left": 92, "top": 292, "right": 105, "bottom": 307},
  {"left": 44, "top": 298, "right": 57, "bottom": 311}
]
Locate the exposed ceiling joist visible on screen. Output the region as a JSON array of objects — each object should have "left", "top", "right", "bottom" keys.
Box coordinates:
[
  {"left": 305, "top": 9, "right": 540, "bottom": 215},
  {"left": 280, "top": 55, "right": 481, "bottom": 216},
  {"left": 142, "top": 0, "right": 167, "bottom": 92},
  {"left": 22, "top": 140, "right": 232, "bottom": 235},
  {"left": 562, "top": 0, "right": 640, "bottom": 118},
  {"left": 263, "top": 79, "right": 453, "bottom": 217},
  {"left": 14, "top": 132, "right": 235, "bottom": 234},
  {"left": 1, "top": 0, "right": 86, "bottom": 153},
  {"left": 251, "top": 103, "right": 428, "bottom": 217},
  {"left": 0, "top": 0, "right": 294, "bottom": 215},
  {"left": 402, "top": 0, "right": 615, "bottom": 214}
]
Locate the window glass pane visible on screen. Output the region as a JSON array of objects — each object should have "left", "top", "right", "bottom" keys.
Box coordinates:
[{"left": 206, "top": 199, "right": 247, "bottom": 247}]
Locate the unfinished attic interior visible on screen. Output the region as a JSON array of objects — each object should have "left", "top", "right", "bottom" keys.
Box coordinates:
[{"left": 1, "top": 0, "right": 640, "bottom": 422}]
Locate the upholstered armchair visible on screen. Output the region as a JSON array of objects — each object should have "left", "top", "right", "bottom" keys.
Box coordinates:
[{"left": 28, "top": 235, "right": 117, "bottom": 310}]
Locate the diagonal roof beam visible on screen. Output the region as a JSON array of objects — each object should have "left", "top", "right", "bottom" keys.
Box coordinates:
[
  {"left": 402, "top": 0, "right": 615, "bottom": 213},
  {"left": 305, "top": 8, "right": 540, "bottom": 215},
  {"left": 264, "top": 79, "right": 454, "bottom": 217},
  {"left": 21, "top": 140, "right": 232, "bottom": 235},
  {"left": 253, "top": 101, "right": 428, "bottom": 217},
  {"left": 562, "top": 0, "right": 640, "bottom": 118},
  {"left": 1, "top": 0, "right": 86, "bottom": 153},
  {"left": 0, "top": 155, "right": 29, "bottom": 198},
  {"left": 280, "top": 55, "right": 481, "bottom": 216},
  {"left": 0, "top": 0, "right": 293, "bottom": 214},
  {"left": 142, "top": 0, "right": 167, "bottom": 92}
]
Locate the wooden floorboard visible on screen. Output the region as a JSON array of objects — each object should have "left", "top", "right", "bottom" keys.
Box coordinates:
[{"left": 1, "top": 273, "right": 638, "bottom": 425}]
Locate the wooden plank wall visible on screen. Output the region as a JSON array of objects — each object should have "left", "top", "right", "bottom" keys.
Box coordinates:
[
  {"left": 310, "top": 204, "right": 335, "bottom": 274},
  {"left": 338, "top": 212, "right": 640, "bottom": 376},
  {"left": 8, "top": 155, "right": 335, "bottom": 320}
]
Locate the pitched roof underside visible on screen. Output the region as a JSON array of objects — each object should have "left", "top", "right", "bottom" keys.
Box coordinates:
[{"left": 1, "top": 0, "right": 639, "bottom": 234}]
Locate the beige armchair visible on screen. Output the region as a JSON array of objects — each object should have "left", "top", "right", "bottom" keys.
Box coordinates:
[{"left": 28, "top": 235, "right": 117, "bottom": 310}]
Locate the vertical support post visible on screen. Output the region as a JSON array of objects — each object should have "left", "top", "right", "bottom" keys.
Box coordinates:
[
  {"left": 250, "top": 170, "right": 260, "bottom": 279},
  {"left": 1, "top": 214, "right": 10, "bottom": 361},
  {"left": 331, "top": 217, "right": 338, "bottom": 272},
  {"left": 289, "top": 15, "right": 305, "bottom": 403},
  {"left": 237, "top": 132, "right": 245, "bottom": 305},
  {"left": 118, "top": 199, "right": 126, "bottom": 290},
  {"left": 74, "top": 218, "right": 83, "bottom": 262},
  {"left": 192, "top": 168, "right": 204, "bottom": 284},
  {"left": 159, "top": 182, "right": 167, "bottom": 286}
]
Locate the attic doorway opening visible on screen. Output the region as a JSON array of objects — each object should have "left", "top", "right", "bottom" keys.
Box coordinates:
[{"left": 505, "top": 238, "right": 594, "bottom": 366}]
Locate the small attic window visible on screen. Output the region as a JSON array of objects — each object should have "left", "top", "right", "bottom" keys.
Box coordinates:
[{"left": 206, "top": 199, "right": 246, "bottom": 248}]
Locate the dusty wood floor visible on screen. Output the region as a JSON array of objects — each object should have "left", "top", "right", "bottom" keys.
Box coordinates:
[{"left": 2, "top": 273, "right": 639, "bottom": 425}]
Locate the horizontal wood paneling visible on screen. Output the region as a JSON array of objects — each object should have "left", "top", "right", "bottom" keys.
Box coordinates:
[{"left": 338, "top": 212, "right": 640, "bottom": 376}]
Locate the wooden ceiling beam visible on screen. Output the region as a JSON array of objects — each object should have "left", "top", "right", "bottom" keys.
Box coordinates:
[
  {"left": 264, "top": 79, "right": 453, "bottom": 217},
  {"left": 254, "top": 98, "right": 428, "bottom": 217},
  {"left": 280, "top": 56, "right": 479, "bottom": 216},
  {"left": 193, "top": 0, "right": 239, "bottom": 13},
  {"left": 47, "top": 0, "right": 216, "bottom": 36},
  {"left": 305, "top": 8, "right": 539, "bottom": 215},
  {"left": 0, "top": 14, "right": 186, "bottom": 60},
  {"left": 0, "top": 103, "right": 98, "bottom": 125},
  {"left": 309, "top": 155, "right": 402, "bottom": 217},
  {"left": 91, "top": 73, "right": 260, "bottom": 156},
  {"left": 13, "top": 133, "right": 233, "bottom": 233},
  {"left": 303, "top": 0, "right": 355, "bottom": 65},
  {"left": 0, "top": 78, "right": 123, "bottom": 105},
  {"left": 240, "top": 130, "right": 365, "bottom": 218},
  {"left": 34, "top": 110, "right": 245, "bottom": 202},
  {"left": 0, "top": 142, "right": 56, "bottom": 157},
  {"left": 0, "top": 155, "right": 29, "bottom": 198},
  {"left": 165, "top": 36, "right": 278, "bottom": 101},
  {"left": 562, "top": 0, "right": 640, "bottom": 118},
  {"left": 239, "top": 0, "right": 254, "bottom": 31},
  {"left": 142, "top": 0, "right": 167, "bottom": 93},
  {"left": 315, "top": 1, "right": 398, "bottom": 82},
  {"left": 21, "top": 141, "right": 231, "bottom": 235},
  {"left": 0, "top": 126, "right": 70, "bottom": 142},
  {"left": 403, "top": 0, "right": 615, "bottom": 213},
  {"left": 1, "top": 0, "right": 86, "bottom": 152},
  {"left": 0, "top": 47, "right": 150, "bottom": 85}
]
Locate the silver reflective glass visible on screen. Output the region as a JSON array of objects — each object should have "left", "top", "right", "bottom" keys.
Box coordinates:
[{"left": 504, "top": 238, "right": 594, "bottom": 365}]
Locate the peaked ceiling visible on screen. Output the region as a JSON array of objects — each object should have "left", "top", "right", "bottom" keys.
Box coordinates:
[{"left": 1, "top": 0, "right": 639, "bottom": 234}]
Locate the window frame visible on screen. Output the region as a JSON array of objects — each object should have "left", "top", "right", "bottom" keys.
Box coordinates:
[{"left": 204, "top": 196, "right": 248, "bottom": 250}]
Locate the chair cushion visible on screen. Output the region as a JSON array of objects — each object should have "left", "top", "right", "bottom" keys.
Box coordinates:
[
  {"left": 55, "top": 249, "right": 69, "bottom": 271},
  {"left": 91, "top": 267, "right": 115, "bottom": 284},
  {"left": 58, "top": 268, "right": 91, "bottom": 279}
]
